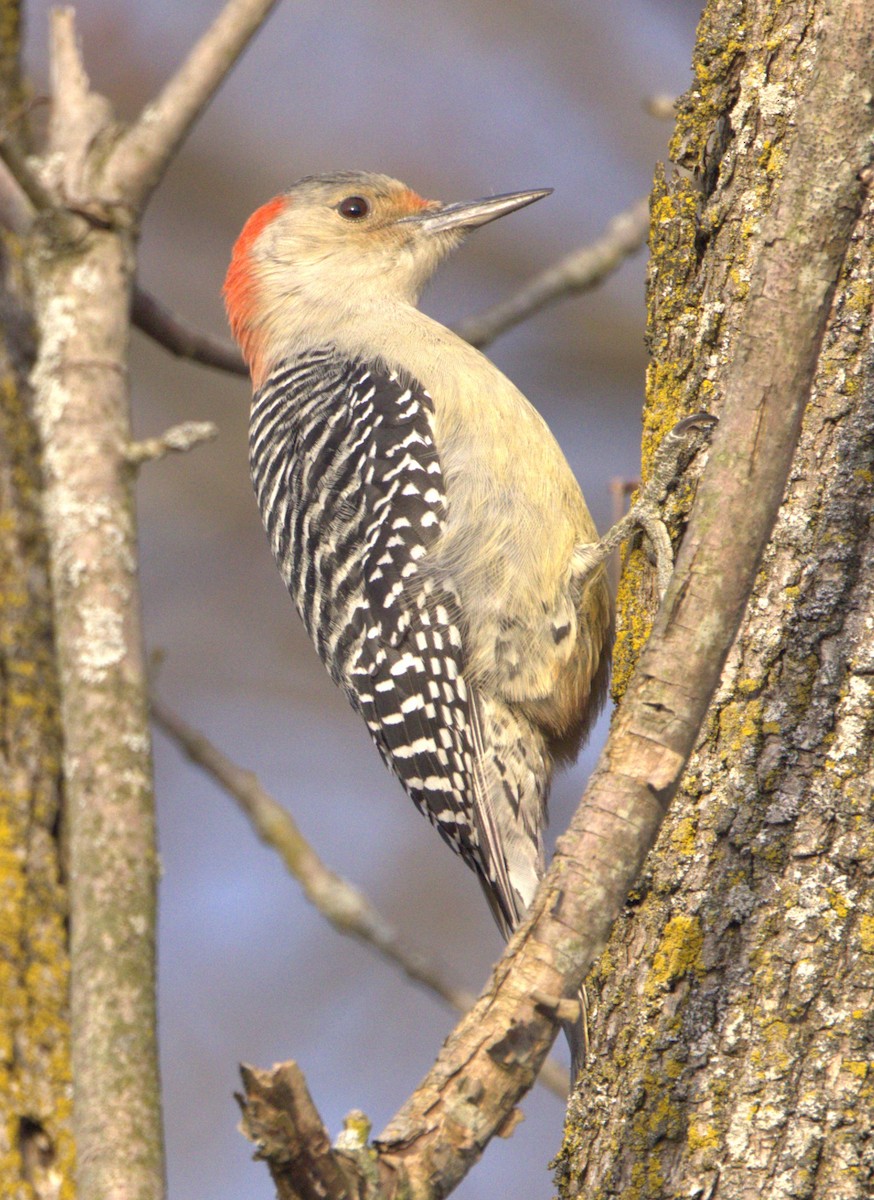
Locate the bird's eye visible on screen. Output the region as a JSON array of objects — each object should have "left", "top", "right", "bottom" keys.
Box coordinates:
[{"left": 337, "top": 195, "right": 371, "bottom": 219}]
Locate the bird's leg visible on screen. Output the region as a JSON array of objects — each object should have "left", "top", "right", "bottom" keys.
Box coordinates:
[{"left": 574, "top": 412, "right": 718, "bottom": 598}]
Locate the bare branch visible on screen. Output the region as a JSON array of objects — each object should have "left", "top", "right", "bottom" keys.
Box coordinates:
[
  {"left": 45, "top": 8, "right": 115, "bottom": 212},
  {"left": 49, "top": 6, "right": 92, "bottom": 115},
  {"left": 239, "top": 1063, "right": 365, "bottom": 1200},
  {"left": 131, "top": 285, "right": 247, "bottom": 375},
  {"left": 0, "top": 148, "right": 36, "bottom": 233},
  {"left": 105, "top": 0, "right": 281, "bottom": 208},
  {"left": 0, "top": 136, "right": 51, "bottom": 222},
  {"left": 151, "top": 695, "right": 474, "bottom": 1008},
  {"left": 455, "top": 196, "right": 649, "bottom": 349}
]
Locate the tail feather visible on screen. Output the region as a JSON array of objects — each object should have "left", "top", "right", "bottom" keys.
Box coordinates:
[
  {"left": 469, "top": 692, "right": 589, "bottom": 1084},
  {"left": 469, "top": 693, "right": 548, "bottom": 934}
]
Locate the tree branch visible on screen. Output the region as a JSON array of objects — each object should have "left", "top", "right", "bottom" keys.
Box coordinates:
[
  {"left": 0, "top": 147, "right": 36, "bottom": 234},
  {"left": 22, "top": 4, "right": 282, "bottom": 1198},
  {"left": 239, "top": 1063, "right": 364, "bottom": 1200},
  {"left": 105, "top": 0, "right": 281, "bottom": 208},
  {"left": 454, "top": 196, "right": 649, "bottom": 348},
  {"left": 239, "top": 6, "right": 874, "bottom": 1197},
  {"left": 152, "top": 696, "right": 474, "bottom": 1011},
  {"left": 125, "top": 420, "right": 218, "bottom": 466},
  {"left": 131, "top": 285, "right": 247, "bottom": 375},
  {"left": 30, "top": 51, "right": 166, "bottom": 1200},
  {"left": 151, "top": 695, "right": 571, "bottom": 1100}
]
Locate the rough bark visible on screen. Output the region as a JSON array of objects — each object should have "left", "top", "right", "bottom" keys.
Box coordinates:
[
  {"left": 0, "top": 6, "right": 75, "bottom": 1196},
  {"left": 0, "top": 228, "right": 75, "bottom": 1198},
  {"left": 556, "top": 4, "right": 874, "bottom": 1198}
]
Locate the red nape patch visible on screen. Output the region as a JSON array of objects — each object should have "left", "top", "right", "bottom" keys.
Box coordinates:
[
  {"left": 223, "top": 195, "right": 288, "bottom": 386},
  {"left": 400, "top": 188, "right": 430, "bottom": 212}
]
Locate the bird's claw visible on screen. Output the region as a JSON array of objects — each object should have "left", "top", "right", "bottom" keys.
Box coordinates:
[
  {"left": 635, "top": 410, "right": 717, "bottom": 595},
  {"left": 646, "top": 411, "right": 718, "bottom": 503}
]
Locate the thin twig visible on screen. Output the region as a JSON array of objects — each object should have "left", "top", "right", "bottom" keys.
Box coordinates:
[
  {"left": 454, "top": 195, "right": 650, "bottom": 348},
  {"left": 0, "top": 148, "right": 36, "bottom": 234},
  {"left": 152, "top": 694, "right": 472, "bottom": 1008},
  {"left": 0, "top": 136, "right": 53, "bottom": 215},
  {"left": 105, "top": 0, "right": 281, "bottom": 207},
  {"left": 125, "top": 420, "right": 218, "bottom": 466},
  {"left": 131, "top": 286, "right": 247, "bottom": 375},
  {"left": 151, "top": 695, "right": 570, "bottom": 1097}
]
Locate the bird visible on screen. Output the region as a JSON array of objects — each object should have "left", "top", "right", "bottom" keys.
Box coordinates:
[{"left": 224, "top": 172, "right": 613, "bottom": 1068}]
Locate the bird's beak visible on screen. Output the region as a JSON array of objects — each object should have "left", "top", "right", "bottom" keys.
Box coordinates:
[{"left": 399, "top": 188, "right": 552, "bottom": 234}]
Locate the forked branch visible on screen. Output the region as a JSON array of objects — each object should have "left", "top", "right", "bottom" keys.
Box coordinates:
[{"left": 105, "top": 0, "right": 281, "bottom": 207}]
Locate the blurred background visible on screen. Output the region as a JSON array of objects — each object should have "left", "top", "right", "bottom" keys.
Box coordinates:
[{"left": 24, "top": 2, "right": 702, "bottom": 1197}]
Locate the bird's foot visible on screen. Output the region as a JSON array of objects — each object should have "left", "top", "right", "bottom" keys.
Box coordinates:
[{"left": 574, "top": 411, "right": 717, "bottom": 597}]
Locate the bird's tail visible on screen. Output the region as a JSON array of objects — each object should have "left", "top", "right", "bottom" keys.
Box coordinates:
[
  {"left": 470, "top": 691, "right": 593, "bottom": 1084},
  {"left": 471, "top": 692, "right": 590, "bottom": 1086},
  {"left": 469, "top": 694, "right": 549, "bottom": 938}
]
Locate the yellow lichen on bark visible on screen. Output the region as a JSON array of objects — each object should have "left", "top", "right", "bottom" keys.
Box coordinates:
[
  {"left": 557, "top": 3, "right": 874, "bottom": 1198},
  {"left": 0, "top": 232, "right": 75, "bottom": 1199}
]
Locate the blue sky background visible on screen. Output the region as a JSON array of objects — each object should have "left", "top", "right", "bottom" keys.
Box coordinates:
[{"left": 24, "top": 3, "right": 702, "bottom": 1197}]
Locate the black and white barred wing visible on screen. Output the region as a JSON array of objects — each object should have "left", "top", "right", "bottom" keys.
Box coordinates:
[
  {"left": 249, "top": 353, "right": 515, "bottom": 915},
  {"left": 339, "top": 366, "right": 495, "bottom": 866}
]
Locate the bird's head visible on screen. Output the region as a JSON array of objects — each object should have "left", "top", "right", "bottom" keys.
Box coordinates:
[{"left": 224, "top": 171, "right": 550, "bottom": 387}]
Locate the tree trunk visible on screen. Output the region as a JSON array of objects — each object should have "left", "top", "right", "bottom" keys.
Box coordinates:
[
  {"left": 0, "top": 6, "right": 75, "bottom": 1194},
  {"left": 555, "top": 3, "right": 874, "bottom": 1198},
  {"left": 0, "top": 227, "right": 75, "bottom": 1198}
]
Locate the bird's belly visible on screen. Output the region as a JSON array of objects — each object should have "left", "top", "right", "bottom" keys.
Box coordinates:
[{"left": 428, "top": 428, "right": 607, "bottom": 739}]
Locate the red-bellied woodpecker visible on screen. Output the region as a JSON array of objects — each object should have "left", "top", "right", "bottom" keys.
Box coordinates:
[{"left": 224, "top": 171, "right": 613, "bottom": 1065}]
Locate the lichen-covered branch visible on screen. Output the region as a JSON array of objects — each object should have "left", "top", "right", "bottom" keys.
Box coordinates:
[{"left": 239, "top": 5, "right": 874, "bottom": 1197}]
